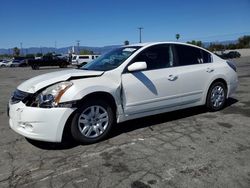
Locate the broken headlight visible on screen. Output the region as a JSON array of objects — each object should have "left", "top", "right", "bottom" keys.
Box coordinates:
[{"left": 35, "top": 81, "right": 73, "bottom": 108}]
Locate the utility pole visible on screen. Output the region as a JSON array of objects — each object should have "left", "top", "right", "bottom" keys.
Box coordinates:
[
  {"left": 138, "top": 27, "right": 143, "bottom": 43},
  {"left": 20, "top": 42, "right": 23, "bottom": 56},
  {"left": 54, "top": 41, "right": 57, "bottom": 54},
  {"left": 76, "top": 40, "right": 80, "bottom": 55}
]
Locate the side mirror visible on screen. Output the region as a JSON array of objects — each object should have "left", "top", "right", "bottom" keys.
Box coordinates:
[{"left": 127, "top": 61, "right": 147, "bottom": 72}]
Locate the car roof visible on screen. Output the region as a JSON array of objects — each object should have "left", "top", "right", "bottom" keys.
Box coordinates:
[
  {"left": 126, "top": 41, "right": 198, "bottom": 47},
  {"left": 125, "top": 41, "right": 212, "bottom": 54}
]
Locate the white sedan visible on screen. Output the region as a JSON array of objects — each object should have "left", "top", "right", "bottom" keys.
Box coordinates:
[
  {"left": 0, "top": 60, "right": 9, "bottom": 67},
  {"left": 8, "top": 42, "right": 238, "bottom": 143}
]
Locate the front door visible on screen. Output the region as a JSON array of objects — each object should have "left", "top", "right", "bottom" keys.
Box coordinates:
[{"left": 121, "top": 44, "right": 182, "bottom": 115}]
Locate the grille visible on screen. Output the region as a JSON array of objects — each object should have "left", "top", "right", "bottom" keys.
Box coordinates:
[{"left": 10, "top": 89, "right": 31, "bottom": 104}]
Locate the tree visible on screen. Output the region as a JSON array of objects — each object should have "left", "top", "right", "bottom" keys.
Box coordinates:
[
  {"left": 44, "top": 52, "right": 53, "bottom": 57},
  {"left": 13, "top": 47, "right": 20, "bottom": 57},
  {"left": 207, "top": 43, "right": 225, "bottom": 52},
  {"left": 124, "top": 40, "right": 129, "bottom": 45},
  {"left": 238, "top": 35, "right": 250, "bottom": 48},
  {"left": 80, "top": 49, "right": 94, "bottom": 55},
  {"left": 25, "top": 54, "right": 35, "bottom": 59},
  {"left": 187, "top": 40, "right": 203, "bottom": 47},
  {"left": 176, "top": 34, "right": 180, "bottom": 41},
  {"left": 36, "top": 53, "right": 43, "bottom": 57}
]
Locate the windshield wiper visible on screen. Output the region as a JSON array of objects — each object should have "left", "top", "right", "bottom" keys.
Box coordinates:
[{"left": 80, "top": 67, "right": 89, "bottom": 70}]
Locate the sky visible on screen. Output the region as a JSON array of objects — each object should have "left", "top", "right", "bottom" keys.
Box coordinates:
[{"left": 0, "top": 0, "right": 250, "bottom": 48}]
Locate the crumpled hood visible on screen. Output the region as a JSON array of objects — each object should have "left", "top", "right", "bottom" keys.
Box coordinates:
[{"left": 17, "top": 69, "right": 104, "bottom": 93}]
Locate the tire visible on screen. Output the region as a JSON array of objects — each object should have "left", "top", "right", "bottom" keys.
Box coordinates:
[
  {"left": 206, "top": 82, "right": 227, "bottom": 111},
  {"left": 81, "top": 62, "right": 87, "bottom": 67},
  {"left": 59, "top": 62, "right": 67, "bottom": 68},
  {"left": 71, "top": 99, "right": 114, "bottom": 144},
  {"left": 31, "top": 64, "right": 39, "bottom": 70}
]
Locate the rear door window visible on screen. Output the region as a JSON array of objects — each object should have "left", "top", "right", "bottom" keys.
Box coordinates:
[
  {"left": 174, "top": 45, "right": 202, "bottom": 66},
  {"left": 174, "top": 44, "right": 212, "bottom": 66}
]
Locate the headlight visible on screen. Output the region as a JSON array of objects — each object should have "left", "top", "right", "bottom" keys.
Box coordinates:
[{"left": 36, "top": 81, "right": 73, "bottom": 108}]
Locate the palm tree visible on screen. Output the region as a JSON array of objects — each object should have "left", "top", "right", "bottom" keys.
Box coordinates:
[
  {"left": 124, "top": 40, "right": 129, "bottom": 45},
  {"left": 13, "top": 47, "right": 20, "bottom": 57},
  {"left": 176, "top": 34, "right": 180, "bottom": 41}
]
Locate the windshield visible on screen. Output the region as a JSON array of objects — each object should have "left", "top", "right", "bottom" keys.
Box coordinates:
[{"left": 81, "top": 46, "right": 141, "bottom": 71}]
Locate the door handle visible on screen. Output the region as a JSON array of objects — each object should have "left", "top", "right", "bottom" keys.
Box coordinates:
[
  {"left": 168, "top": 75, "right": 178, "bottom": 81},
  {"left": 206, "top": 68, "right": 214, "bottom": 73}
]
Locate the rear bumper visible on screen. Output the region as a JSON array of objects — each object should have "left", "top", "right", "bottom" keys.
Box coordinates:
[
  {"left": 9, "top": 102, "right": 75, "bottom": 142},
  {"left": 228, "top": 77, "right": 238, "bottom": 98}
]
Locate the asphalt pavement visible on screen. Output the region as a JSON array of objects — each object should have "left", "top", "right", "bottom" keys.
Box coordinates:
[{"left": 0, "top": 58, "right": 250, "bottom": 188}]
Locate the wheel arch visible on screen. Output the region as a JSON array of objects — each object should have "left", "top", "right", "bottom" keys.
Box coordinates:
[
  {"left": 209, "top": 78, "right": 228, "bottom": 91},
  {"left": 201, "top": 77, "right": 229, "bottom": 105},
  {"left": 76, "top": 91, "right": 117, "bottom": 114},
  {"left": 205, "top": 78, "right": 228, "bottom": 102},
  {"left": 61, "top": 91, "right": 118, "bottom": 143}
]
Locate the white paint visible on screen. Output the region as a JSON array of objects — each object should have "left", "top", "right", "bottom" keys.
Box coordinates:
[{"left": 9, "top": 42, "right": 238, "bottom": 143}]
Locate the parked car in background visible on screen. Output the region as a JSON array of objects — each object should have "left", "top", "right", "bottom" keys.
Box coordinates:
[
  {"left": 28, "top": 54, "right": 69, "bottom": 70},
  {"left": 71, "top": 55, "right": 100, "bottom": 67},
  {"left": 8, "top": 59, "right": 28, "bottom": 67},
  {"left": 226, "top": 51, "right": 241, "bottom": 58},
  {"left": 216, "top": 51, "right": 241, "bottom": 59},
  {"left": 0, "top": 60, "right": 8, "bottom": 67},
  {"left": 8, "top": 42, "right": 238, "bottom": 144}
]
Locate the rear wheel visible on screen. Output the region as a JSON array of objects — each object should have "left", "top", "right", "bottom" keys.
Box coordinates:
[
  {"left": 206, "top": 82, "right": 227, "bottom": 111},
  {"left": 71, "top": 99, "right": 114, "bottom": 144}
]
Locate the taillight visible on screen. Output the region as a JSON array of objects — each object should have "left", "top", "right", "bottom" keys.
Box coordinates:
[{"left": 226, "top": 61, "right": 237, "bottom": 72}]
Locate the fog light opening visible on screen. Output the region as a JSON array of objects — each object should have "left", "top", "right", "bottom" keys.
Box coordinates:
[{"left": 19, "top": 122, "right": 33, "bottom": 131}]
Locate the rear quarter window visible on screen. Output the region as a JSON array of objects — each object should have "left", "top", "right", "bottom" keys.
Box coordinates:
[{"left": 201, "top": 50, "right": 212, "bottom": 63}]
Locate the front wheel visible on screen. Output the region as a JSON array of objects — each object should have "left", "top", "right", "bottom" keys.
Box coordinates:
[
  {"left": 31, "top": 64, "right": 39, "bottom": 70},
  {"left": 71, "top": 99, "right": 114, "bottom": 144},
  {"left": 206, "top": 82, "right": 227, "bottom": 111},
  {"left": 59, "top": 62, "right": 68, "bottom": 68}
]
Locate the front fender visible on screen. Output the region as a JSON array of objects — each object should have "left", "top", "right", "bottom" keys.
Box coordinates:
[{"left": 60, "top": 77, "right": 121, "bottom": 105}]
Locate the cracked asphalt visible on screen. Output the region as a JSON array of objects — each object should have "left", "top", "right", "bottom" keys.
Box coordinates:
[{"left": 0, "top": 57, "right": 250, "bottom": 188}]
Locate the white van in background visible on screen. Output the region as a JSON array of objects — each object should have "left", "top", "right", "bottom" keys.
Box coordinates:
[{"left": 71, "top": 55, "right": 100, "bottom": 67}]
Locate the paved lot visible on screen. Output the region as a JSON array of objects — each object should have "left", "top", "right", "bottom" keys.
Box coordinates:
[{"left": 0, "top": 58, "right": 250, "bottom": 188}]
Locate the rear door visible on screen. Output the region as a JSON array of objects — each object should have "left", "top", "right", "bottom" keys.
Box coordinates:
[{"left": 172, "top": 44, "right": 214, "bottom": 104}]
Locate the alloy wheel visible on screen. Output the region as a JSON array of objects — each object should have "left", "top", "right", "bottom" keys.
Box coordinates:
[{"left": 78, "top": 105, "right": 109, "bottom": 138}]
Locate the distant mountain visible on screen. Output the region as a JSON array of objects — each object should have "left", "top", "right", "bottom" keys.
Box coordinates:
[
  {"left": 0, "top": 40, "right": 238, "bottom": 55},
  {"left": 203, "top": 40, "right": 237, "bottom": 48},
  {"left": 0, "top": 45, "right": 121, "bottom": 55}
]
